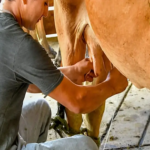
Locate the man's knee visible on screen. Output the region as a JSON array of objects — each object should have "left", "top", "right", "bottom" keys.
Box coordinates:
[
  {"left": 20, "top": 98, "right": 51, "bottom": 143},
  {"left": 23, "top": 98, "right": 51, "bottom": 115},
  {"left": 35, "top": 98, "right": 51, "bottom": 118}
]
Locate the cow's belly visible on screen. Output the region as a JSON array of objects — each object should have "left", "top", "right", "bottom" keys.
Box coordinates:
[{"left": 86, "top": 0, "right": 150, "bottom": 88}]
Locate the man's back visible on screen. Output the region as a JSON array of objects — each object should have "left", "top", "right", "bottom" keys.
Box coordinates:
[
  {"left": 0, "top": 12, "right": 30, "bottom": 149},
  {"left": 0, "top": 12, "right": 63, "bottom": 150}
]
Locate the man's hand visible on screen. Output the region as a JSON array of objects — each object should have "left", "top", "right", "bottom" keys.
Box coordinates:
[
  {"left": 106, "top": 68, "right": 128, "bottom": 94},
  {"left": 73, "top": 58, "right": 96, "bottom": 84}
]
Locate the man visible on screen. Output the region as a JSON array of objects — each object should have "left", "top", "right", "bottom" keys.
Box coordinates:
[{"left": 0, "top": 0, "right": 128, "bottom": 149}]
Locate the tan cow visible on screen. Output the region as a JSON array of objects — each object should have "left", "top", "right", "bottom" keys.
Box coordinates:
[
  {"left": 85, "top": 0, "right": 150, "bottom": 89},
  {"left": 54, "top": 0, "right": 113, "bottom": 145},
  {"left": 25, "top": 0, "right": 122, "bottom": 146}
]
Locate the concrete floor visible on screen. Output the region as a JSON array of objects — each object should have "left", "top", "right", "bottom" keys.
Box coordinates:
[{"left": 100, "top": 84, "right": 150, "bottom": 150}]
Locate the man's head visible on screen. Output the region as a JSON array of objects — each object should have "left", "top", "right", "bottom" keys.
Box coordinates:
[
  {"left": 20, "top": 0, "right": 49, "bottom": 30},
  {"left": 1, "top": 0, "right": 49, "bottom": 30}
]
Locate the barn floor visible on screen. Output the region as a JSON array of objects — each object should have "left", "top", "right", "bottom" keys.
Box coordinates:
[{"left": 24, "top": 38, "right": 150, "bottom": 150}]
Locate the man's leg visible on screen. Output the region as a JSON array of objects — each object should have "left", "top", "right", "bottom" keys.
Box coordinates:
[
  {"left": 19, "top": 98, "right": 98, "bottom": 150},
  {"left": 22, "top": 135, "right": 98, "bottom": 150},
  {"left": 19, "top": 98, "right": 51, "bottom": 143}
]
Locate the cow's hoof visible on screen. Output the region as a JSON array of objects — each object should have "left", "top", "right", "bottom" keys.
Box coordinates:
[{"left": 91, "top": 137, "right": 100, "bottom": 147}]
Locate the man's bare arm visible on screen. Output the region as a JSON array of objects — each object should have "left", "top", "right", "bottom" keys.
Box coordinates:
[
  {"left": 49, "top": 68, "right": 128, "bottom": 114},
  {"left": 27, "top": 58, "right": 128, "bottom": 114}
]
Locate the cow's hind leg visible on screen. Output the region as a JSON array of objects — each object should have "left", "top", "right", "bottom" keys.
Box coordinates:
[
  {"left": 83, "top": 102, "right": 105, "bottom": 146},
  {"left": 83, "top": 62, "right": 111, "bottom": 146},
  {"left": 65, "top": 109, "right": 83, "bottom": 135},
  {"left": 83, "top": 54, "right": 112, "bottom": 146},
  {"left": 83, "top": 77, "right": 106, "bottom": 146},
  {"left": 83, "top": 25, "right": 112, "bottom": 146}
]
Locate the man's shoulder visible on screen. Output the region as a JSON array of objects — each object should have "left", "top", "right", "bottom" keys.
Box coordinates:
[
  {"left": 0, "top": 12, "right": 20, "bottom": 29},
  {"left": 0, "top": 12, "right": 41, "bottom": 54},
  {"left": 0, "top": 12, "right": 28, "bottom": 43}
]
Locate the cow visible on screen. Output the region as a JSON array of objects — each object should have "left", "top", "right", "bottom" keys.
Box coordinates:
[
  {"left": 54, "top": 0, "right": 113, "bottom": 146},
  {"left": 85, "top": 0, "right": 150, "bottom": 89}
]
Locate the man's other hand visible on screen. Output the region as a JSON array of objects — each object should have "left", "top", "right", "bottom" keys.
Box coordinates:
[{"left": 74, "top": 58, "right": 96, "bottom": 84}]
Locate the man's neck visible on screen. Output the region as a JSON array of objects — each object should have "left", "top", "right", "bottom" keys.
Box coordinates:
[
  {"left": 0, "top": 0, "right": 22, "bottom": 26},
  {"left": 0, "top": 8, "right": 16, "bottom": 19}
]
